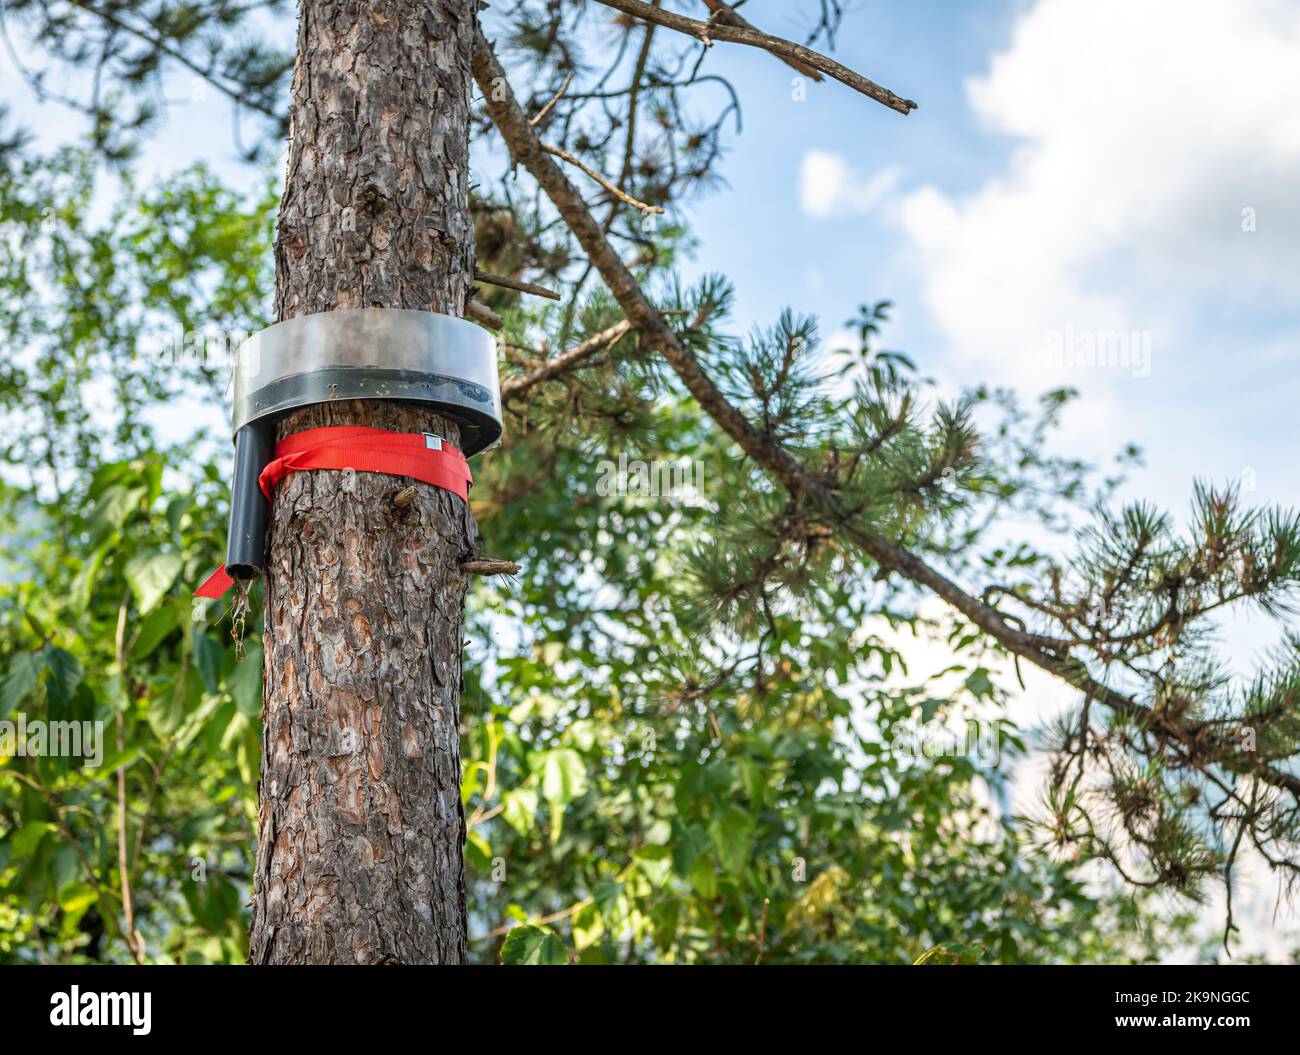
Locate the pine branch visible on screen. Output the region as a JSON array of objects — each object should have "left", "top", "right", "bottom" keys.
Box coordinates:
[
  {"left": 64, "top": 0, "right": 282, "bottom": 120},
  {"left": 471, "top": 24, "right": 1300, "bottom": 801}
]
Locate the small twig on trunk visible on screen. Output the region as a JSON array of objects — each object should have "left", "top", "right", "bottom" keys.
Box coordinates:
[
  {"left": 467, "top": 300, "right": 504, "bottom": 330},
  {"left": 461, "top": 558, "right": 522, "bottom": 577},
  {"left": 474, "top": 268, "right": 562, "bottom": 301}
]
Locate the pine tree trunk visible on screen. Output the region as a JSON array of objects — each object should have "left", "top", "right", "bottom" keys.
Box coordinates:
[{"left": 249, "top": 0, "right": 479, "bottom": 965}]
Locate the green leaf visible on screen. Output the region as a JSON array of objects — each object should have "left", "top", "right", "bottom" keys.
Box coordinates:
[
  {"left": 537, "top": 748, "right": 588, "bottom": 806},
  {"left": 42, "top": 647, "right": 84, "bottom": 713},
  {"left": 671, "top": 824, "right": 710, "bottom": 876},
  {"left": 193, "top": 630, "right": 223, "bottom": 694},
  {"left": 132, "top": 603, "right": 181, "bottom": 659},
  {"left": 738, "top": 758, "right": 766, "bottom": 805},
  {"left": 51, "top": 843, "right": 80, "bottom": 894},
  {"left": 125, "top": 549, "right": 183, "bottom": 614},
  {"left": 689, "top": 855, "right": 719, "bottom": 899},
  {"left": 500, "top": 926, "right": 569, "bottom": 965},
  {"left": 709, "top": 805, "right": 755, "bottom": 875},
  {"left": 228, "top": 641, "right": 263, "bottom": 717},
  {"left": 58, "top": 882, "right": 99, "bottom": 918},
  {"left": 0, "top": 652, "right": 44, "bottom": 719},
  {"left": 149, "top": 670, "right": 189, "bottom": 737},
  {"left": 11, "top": 821, "right": 54, "bottom": 861},
  {"left": 964, "top": 669, "right": 995, "bottom": 700},
  {"left": 566, "top": 719, "right": 597, "bottom": 752},
  {"left": 184, "top": 874, "right": 241, "bottom": 935},
  {"left": 465, "top": 830, "right": 493, "bottom": 871},
  {"left": 71, "top": 543, "right": 110, "bottom": 612},
  {"left": 501, "top": 787, "right": 538, "bottom": 835},
  {"left": 633, "top": 844, "right": 673, "bottom": 887},
  {"left": 90, "top": 484, "right": 146, "bottom": 543}
]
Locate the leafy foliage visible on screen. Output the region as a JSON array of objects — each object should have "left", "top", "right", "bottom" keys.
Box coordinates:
[
  {"left": 0, "top": 150, "right": 1188, "bottom": 963},
  {"left": 0, "top": 152, "right": 273, "bottom": 962}
]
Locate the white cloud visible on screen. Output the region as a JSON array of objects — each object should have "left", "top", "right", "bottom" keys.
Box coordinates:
[
  {"left": 894, "top": 0, "right": 1300, "bottom": 402},
  {"left": 880, "top": 1, "right": 1300, "bottom": 956},
  {"left": 799, "top": 150, "right": 900, "bottom": 218}
]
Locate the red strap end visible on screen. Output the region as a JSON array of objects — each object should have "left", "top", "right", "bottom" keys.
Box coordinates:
[{"left": 194, "top": 565, "right": 236, "bottom": 600}]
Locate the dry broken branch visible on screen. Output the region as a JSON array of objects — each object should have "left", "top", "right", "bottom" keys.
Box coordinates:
[
  {"left": 466, "top": 300, "right": 504, "bottom": 330},
  {"left": 474, "top": 268, "right": 562, "bottom": 301},
  {"left": 593, "top": 0, "right": 915, "bottom": 114},
  {"left": 461, "top": 558, "right": 522, "bottom": 577},
  {"left": 501, "top": 319, "right": 634, "bottom": 402},
  {"left": 701, "top": 0, "right": 822, "bottom": 81}
]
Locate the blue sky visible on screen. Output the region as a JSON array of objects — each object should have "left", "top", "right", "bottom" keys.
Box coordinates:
[
  {"left": 678, "top": 0, "right": 1300, "bottom": 706},
  {"left": 6, "top": 0, "right": 1300, "bottom": 957},
  {"left": 679, "top": 0, "right": 1299, "bottom": 523}
]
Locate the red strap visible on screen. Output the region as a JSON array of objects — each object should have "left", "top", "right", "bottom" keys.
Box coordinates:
[
  {"left": 194, "top": 426, "right": 473, "bottom": 599},
  {"left": 195, "top": 565, "right": 236, "bottom": 600},
  {"left": 258, "top": 425, "right": 472, "bottom": 502}
]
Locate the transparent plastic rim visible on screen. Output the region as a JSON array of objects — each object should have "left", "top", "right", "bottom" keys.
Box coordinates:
[{"left": 231, "top": 309, "right": 502, "bottom": 456}]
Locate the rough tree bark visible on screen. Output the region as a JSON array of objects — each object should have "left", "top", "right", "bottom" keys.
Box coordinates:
[{"left": 249, "top": 0, "right": 479, "bottom": 965}]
